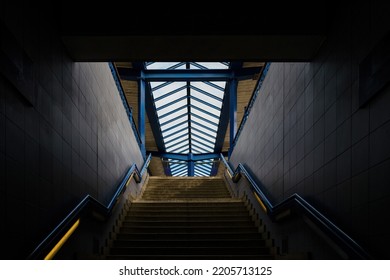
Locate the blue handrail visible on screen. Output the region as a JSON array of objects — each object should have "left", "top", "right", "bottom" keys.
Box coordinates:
[
  {"left": 219, "top": 154, "right": 371, "bottom": 259},
  {"left": 109, "top": 62, "right": 143, "bottom": 151},
  {"left": 28, "top": 154, "right": 152, "bottom": 260}
]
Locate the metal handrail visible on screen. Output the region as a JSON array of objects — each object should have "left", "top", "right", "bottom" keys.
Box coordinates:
[
  {"left": 219, "top": 154, "right": 371, "bottom": 259},
  {"left": 28, "top": 154, "right": 152, "bottom": 260}
]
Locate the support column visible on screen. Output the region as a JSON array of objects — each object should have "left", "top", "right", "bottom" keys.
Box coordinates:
[
  {"left": 138, "top": 73, "right": 146, "bottom": 157},
  {"left": 188, "top": 153, "right": 195, "bottom": 176},
  {"left": 229, "top": 78, "right": 238, "bottom": 158}
]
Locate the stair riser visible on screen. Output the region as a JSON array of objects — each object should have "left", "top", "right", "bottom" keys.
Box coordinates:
[
  {"left": 125, "top": 212, "right": 250, "bottom": 217},
  {"left": 119, "top": 228, "right": 259, "bottom": 234},
  {"left": 129, "top": 206, "right": 247, "bottom": 211},
  {"left": 142, "top": 195, "right": 230, "bottom": 198},
  {"left": 132, "top": 202, "right": 245, "bottom": 206},
  {"left": 116, "top": 233, "right": 262, "bottom": 240},
  {"left": 113, "top": 239, "right": 266, "bottom": 248},
  {"left": 124, "top": 216, "right": 252, "bottom": 222},
  {"left": 105, "top": 177, "right": 272, "bottom": 260},
  {"left": 122, "top": 221, "right": 254, "bottom": 227},
  {"left": 110, "top": 247, "right": 270, "bottom": 255}
]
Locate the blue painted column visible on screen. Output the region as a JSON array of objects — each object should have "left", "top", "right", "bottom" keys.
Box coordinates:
[
  {"left": 229, "top": 78, "right": 238, "bottom": 158},
  {"left": 188, "top": 153, "right": 195, "bottom": 176},
  {"left": 139, "top": 72, "right": 146, "bottom": 157}
]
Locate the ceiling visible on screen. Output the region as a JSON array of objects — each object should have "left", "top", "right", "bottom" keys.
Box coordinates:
[
  {"left": 57, "top": 3, "right": 329, "bottom": 62},
  {"left": 114, "top": 61, "right": 263, "bottom": 176},
  {"left": 54, "top": 2, "right": 333, "bottom": 176}
]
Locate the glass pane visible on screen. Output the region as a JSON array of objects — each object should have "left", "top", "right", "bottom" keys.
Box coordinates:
[
  {"left": 153, "top": 82, "right": 187, "bottom": 99},
  {"left": 191, "top": 82, "right": 224, "bottom": 99},
  {"left": 191, "top": 89, "right": 222, "bottom": 108}
]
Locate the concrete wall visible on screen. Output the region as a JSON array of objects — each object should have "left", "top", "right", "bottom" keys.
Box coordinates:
[
  {"left": 0, "top": 4, "right": 143, "bottom": 259},
  {"left": 230, "top": 4, "right": 390, "bottom": 259}
]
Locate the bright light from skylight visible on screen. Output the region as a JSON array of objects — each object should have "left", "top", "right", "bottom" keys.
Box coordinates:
[{"left": 146, "top": 62, "right": 230, "bottom": 176}]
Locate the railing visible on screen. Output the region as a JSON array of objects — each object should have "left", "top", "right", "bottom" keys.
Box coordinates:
[
  {"left": 28, "top": 154, "right": 152, "bottom": 260},
  {"left": 219, "top": 154, "right": 371, "bottom": 259},
  {"left": 230, "top": 63, "right": 271, "bottom": 155},
  {"left": 109, "top": 62, "right": 143, "bottom": 150}
]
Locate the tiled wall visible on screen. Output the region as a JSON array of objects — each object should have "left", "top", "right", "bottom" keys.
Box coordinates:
[
  {"left": 230, "top": 4, "right": 390, "bottom": 258},
  {"left": 0, "top": 5, "right": 143, "bottom": 258}
]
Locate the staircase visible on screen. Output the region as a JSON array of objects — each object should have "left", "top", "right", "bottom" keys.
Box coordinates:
[{"left": 104, "top": 177, "right": 275, "bottom": 259}]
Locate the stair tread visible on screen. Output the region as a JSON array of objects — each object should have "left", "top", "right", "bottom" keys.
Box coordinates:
[{"left": 103, "top": 177, "right": 273, "bottom": 260}]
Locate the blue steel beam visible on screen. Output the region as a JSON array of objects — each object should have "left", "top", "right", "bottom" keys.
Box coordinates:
[
  {"left": 186, "top": 62, "right": 193, "bottom": 155},
  {"left": 213, "top": 62, "right": 242, "bottom": 167},
  {"left": 138, "top": 76, "right": 146, "bottom": 157},
  {"left": 210, "top": 160, "right": 219, "bottom": 176},
  {"left": 117, "top": 67, "right": 262, "bottom": 81},
  {"left": 162, "top": 159, "right": 172, "bottom": 176},
  {"left": 188, "top": 153, "right": 194, "bottom": 176},
  {"left": 134, "top": 62, "right": 171, "bottom": 176},
  {"left": 141, "top": 68, "right": 166, "bottom": 153},
  {"left": 229, "top": 78, "right": 238, "bottom": 158},
  {"left": 147, "top": 152, "right": 225, "bottom": 161},
  {"left": 212, "top": 63, "right": 240, "bottom": 173}
]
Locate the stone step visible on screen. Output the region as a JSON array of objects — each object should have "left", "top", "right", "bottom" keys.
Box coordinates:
[
  {"left": 110, "top": 246, "right": 271, "bottom": 255},
  {"left": 119, "top": 226, "right": 259, "bottom": 234},
  {"left": 112, "top": 239, "right": 267, "bottom": 248}
]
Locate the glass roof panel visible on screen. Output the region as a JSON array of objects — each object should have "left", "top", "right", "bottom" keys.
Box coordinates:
[
  {"left": 195, "top": 62, "right": 229, "bottom": 69},
  {"left": 190, "top": 99, "right": 221, "bottom": 116},
  {"left": 191, "top": 122, "right": 217, "bottom": 138},
  {"left": 191, "top": 89, "right": 222, "bottom": 108},
  {"left": 159, "top": 107, "right": 188, "bottom": 123},
  {"left": 153, "top": 82, "right": 187, "bottom": 99},
  {"left": 157, "top": 98, "right": 188, "bottom": 116},
  {"left": 191, "top": 82, "right": 224, "bottom": 99},
  {"left": 146, "top": 61, "right": 230, "bottom": 176},
  {"left": 147, "top": 62, "right": 183, "bottom": 69}
]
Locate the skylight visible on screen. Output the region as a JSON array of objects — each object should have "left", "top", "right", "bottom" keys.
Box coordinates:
[{"left": 146, "top": 62, "right": 229, "bottom": 176}]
